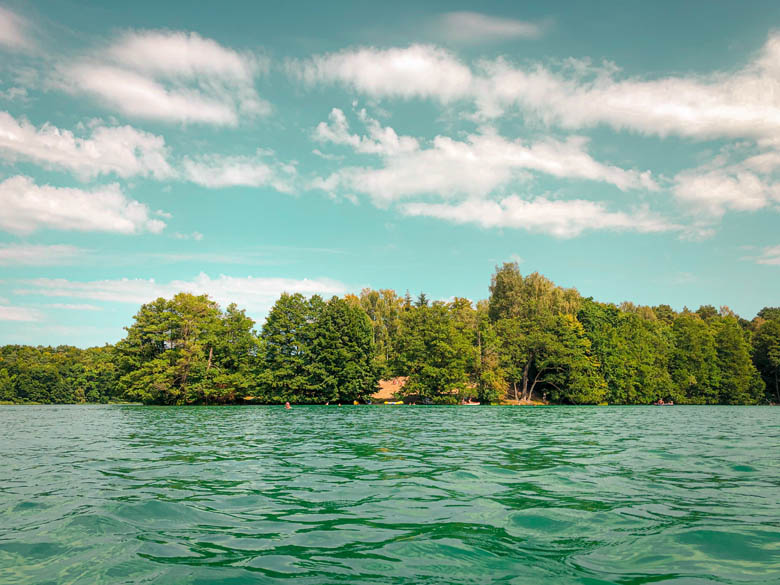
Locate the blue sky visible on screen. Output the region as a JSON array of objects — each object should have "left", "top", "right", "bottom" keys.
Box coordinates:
[{"left": 1, "top": 0, "right": 779, "bottom": 347}]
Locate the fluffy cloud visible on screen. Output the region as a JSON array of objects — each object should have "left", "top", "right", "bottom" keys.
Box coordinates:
[
  {"left": 0, "top": 111, "right": 173, "bottom": 180},
  {"left": 182, "top": 150, "right": 297, "bottom": 192},
  {"left": 673, "top": 168, "right": 779, "bottom": 217},
  {"left": 59, "top": 30, "right": 269, "bottom": 125},
  {"left": 290, "top": 44, "right": 473, "bottom": 103},
  {"left": 0, "top": 6, "right": 34, "bottom": 52},
  {"left": 0, "top": 176, "right": 167, "bottom": 235},
  {"left": 401, "top": 196, "right": 680, "bottom": 238},
  {"left": 0, "top": 244, "right": 85, "bottom": 265},
  {"left": 432, "top": 12, "right": 547, "bottom": 43},
  {"left": 314, "top": 111, "right": 656, "bottom": 205},
  {"left": 16, "top": 272, "right": 348, "bottom": 316},
  {"left": 671, "top": 142, "right": 780, "bottom": 217},
  {"left": 0, "top": 305, "right": 42, "bottom": 322},
  {"left": 105, "top": 29, "right": 263, "bottom": 81},
  {"left": 473, "top": 44, "right": 780, "bottom": 140},
  {"left": 295, "top": 34, "right": 780, "bottom": 142},
  {"left": 314, "top": 108, "right": 419, "bottom": 155}
]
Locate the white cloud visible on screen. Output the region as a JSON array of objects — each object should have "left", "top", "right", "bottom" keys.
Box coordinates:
[
  {"left": 314, "top": 107, "right": 419, "bottom": 155},
  {"left": 475, "top": 34, "right": 780, "bottom": 140},
  {"left": 58, "top": 30, "right": 269, "bottom": 126},
  {"left": 44, "top": 303, "right": 103, "bottom": 311},
  {"left": 0, "top": 86, "right": 28, "bottom": 101},
  {"left": 671, "top": 141, "right": 780, "bottom": 218},
  {"left": 673, "top": 168, "right": 779, "bottom": 217},
  {"left": 0, "top": 243, "right": 85, "bottom": 265},
  {"left": 433, "top": 12, "right": 547, "bottom": 43},
  {"left": 0, "top": 176, "right": 167, "bottom": 235},
  {"left": 182, "top": 150, "right": 297, "bottom": 192},
  {"left": 290, "top": 44, "right": 473, "bottom": 103},
  {"left": 0, "top": 111, "right": 173, "bottom": 180},
  {"left": 106, "top": 29, "right": 264, "bottom": 81},
  {"left": 17, "top": 272, "right": 349, "bottom": 316},
  {"left": 294, "top": 34, "right": 780, "bottom": 143},
  {"left": 314, "top": 113, "right": 656, "bottom": 205},
  {"left": 173, "top": 231, "right": 204, "bottom": 241},
  {"left": 754, "top": 245, "right": 780, "bottom": 265},
  {"left": 0, "top": 305, "right": 42, "bottom": 322},
  {"left": 0, "top": 6, "right": 34, "bottom": 52},
  {"left": 401, "top": 196, "right": 680, "bottom": 238}
]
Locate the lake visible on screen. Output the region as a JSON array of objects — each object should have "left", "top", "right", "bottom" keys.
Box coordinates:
[{"left": 0, "top": 405, "right": 778, "bottom": 584}]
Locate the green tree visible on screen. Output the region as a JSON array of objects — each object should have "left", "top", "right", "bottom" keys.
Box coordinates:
[
  {"left": 713, "top": 316, "right": 763, "bottom": 404},
  {"left": 394, "top": 303, "right": 471, "bottom": 400},
  {"left": 0, "top": 368, "right": 15, "bottom": 402},
  {"left": 116, "top": 293, "right": 256, "bottom": 404},
  {"left": 474, "top": 300, "right": 505, "bottom": 403},
  {"left": 669, "top": 314, "right": 720, "bottom": 403},
  {"left": 259, "top": 293, "right": 323, "bottom": 402},
  {"left": 307, "top": 297, "right": 378, "bottom": 403},
  {"left": 753, "top": 319, "right": 780, "bottom": 403}
]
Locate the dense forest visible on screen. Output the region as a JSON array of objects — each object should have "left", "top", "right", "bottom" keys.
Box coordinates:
[{"left": 1, "top": 263, "right": 779, "bottom": 405}]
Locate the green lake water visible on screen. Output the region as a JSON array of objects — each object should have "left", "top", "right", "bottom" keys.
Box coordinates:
[{"left": 0, "top": 405, "right": 778, "bottom": 584}]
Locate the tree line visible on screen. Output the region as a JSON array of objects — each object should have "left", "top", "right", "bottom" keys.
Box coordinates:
[{"left": 1, "top": 263, "right": 779, "bottom": 405}]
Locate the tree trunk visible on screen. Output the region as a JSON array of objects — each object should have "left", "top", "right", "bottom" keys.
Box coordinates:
[
  {"left": 528, "top": 370, "right": 543, "bottom": 402},
  {"left": 513, "top": 381, "right": 518, "bottom": 401},
  {"left": 775, "top": 370, "right": 779, "bottom": 403},
  {"left": 521, "top": 361, "right": 530, "bottom": 402},
  {"left": 206, "top": 346, "right": 213, "bottom": 372}
]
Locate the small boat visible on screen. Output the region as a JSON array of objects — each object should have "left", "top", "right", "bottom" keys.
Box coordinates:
[{"left": 384, "top": 401, "right": 404, "bottom": 405}]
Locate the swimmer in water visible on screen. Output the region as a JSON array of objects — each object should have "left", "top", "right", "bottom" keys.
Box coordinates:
[{"left": 285, "top": 402, "right": 291, "bottom": 409}]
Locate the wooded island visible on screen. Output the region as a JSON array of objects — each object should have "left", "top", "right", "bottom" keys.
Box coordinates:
[{"left": 1, "top": 263, "right": 779, "bottom": 405}]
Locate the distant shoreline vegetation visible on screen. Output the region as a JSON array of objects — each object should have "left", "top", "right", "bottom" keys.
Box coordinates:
[{"left": 1, "top": 263, "right": 779, "bottom": 406}]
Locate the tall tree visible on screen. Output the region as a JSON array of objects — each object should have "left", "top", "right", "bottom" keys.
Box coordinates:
[
  {"left": 712, "top": 316, "right": 763, "bottom": 404},
  {"left": 753, "top": 319, "right": 780, "bottom": 403},
  {"left": 669, "top": 314, "right": 721, "bottom": 403},
  {"left": 308, "top": 297, "right": 378, "bottom": 403},
  {"left": 116, "top": 293, "right": 255, "bottom": 404},
  {"left": 394, "top": 303, "right": 470, "bottom": 400},
  {"left": 258, "top": 293, "right": 323, "bottom": 402}
]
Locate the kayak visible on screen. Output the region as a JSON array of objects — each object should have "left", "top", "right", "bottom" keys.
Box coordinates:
[{"left": 384, "top": 401, "right": 404, "bottom": 405}]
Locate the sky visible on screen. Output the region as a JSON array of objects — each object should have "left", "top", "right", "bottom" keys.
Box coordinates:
[{"left": 1, "top": 0, "right": 779, "bottom": 347}]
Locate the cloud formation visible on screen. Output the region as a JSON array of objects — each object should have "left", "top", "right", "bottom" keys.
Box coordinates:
[
  {"left": 0, "top": 6, "right": 34, "bottom": 52},
  {"left": 0, "top": 176, "right": 167, "bottom": 235},
  {"left": 0, "top": 304, "right": 42, "bottom": 322},
  {"left": 0, "top": 111, "right": 173, "bottom": 180},
  {"left": 58, "top": 30, "right": 269, "bottom": 125},
  {"left": 290, "top": 44, "right": 472, "bottom": 103},
  {"left": 313, "top": 109, "right": 657, "bottom": 206},
  {"left": 401, "top": 196, "right": 679, "bottom": 238},
  {"left": 295, "top": 34, "right": 780, "bottom": 142},
  {"left": 432, "top": 12, "right": 547, "bottom": 44},
  {"left": 17, "top": 272, "right": 349, "bottom": 316},
  {"left": 754, "top": 245, "right": 780, "bottom": 266},
  {"left": 182, "top": 150, "right": 297, "bottom": 192}
]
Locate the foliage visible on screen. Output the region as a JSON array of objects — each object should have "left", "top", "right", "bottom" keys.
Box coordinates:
[
  {"left": 116, "top": 293, "right": 258, "bottom": 404},
  {"left": 753, "top": 319, "right": 780, "bottom": 403},
  {"left": 3, "top": 266, "right": 776, "bottom": 405},
  {"left": 394, "top": 301, "right": 472, "bottom": 399}
]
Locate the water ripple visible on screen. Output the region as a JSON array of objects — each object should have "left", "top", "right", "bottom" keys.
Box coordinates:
[{"left": 1, "top": 405, "right": 779, "bottom": 584}]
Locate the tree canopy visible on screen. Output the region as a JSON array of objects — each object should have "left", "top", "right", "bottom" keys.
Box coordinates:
[{"left": 3, "top": 263, "right": 778, "bottom": 405}]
